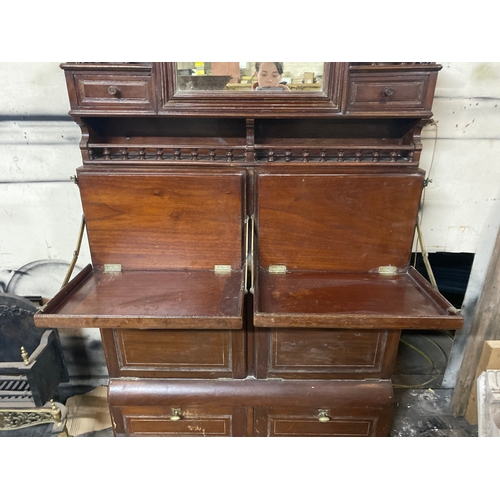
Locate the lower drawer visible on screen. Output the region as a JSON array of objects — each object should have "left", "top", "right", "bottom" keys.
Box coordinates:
[
  {"left": 109, "top": 378, "right": 393, "bottom": 437},
  {"left": 254, "top": 406, "right": 390, "bottom": 437},
  {"left": 112, "top": 405, "right": 247, "bottom": 437}
]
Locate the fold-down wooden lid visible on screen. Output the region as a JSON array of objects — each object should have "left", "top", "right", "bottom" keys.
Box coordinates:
[
  {"left": 253, "top": 167, "right": 463, "bottom": 330},
  {"left": 35, "top": 167, "right": 247, "bottom": 330}
]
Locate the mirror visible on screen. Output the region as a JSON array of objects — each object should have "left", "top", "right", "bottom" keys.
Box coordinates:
[
  {"left": 176, "top": 62, "right": 324, "bottom": 92},
  {"left": 159, "top": 63, "right": 343, "bottom": 115}
]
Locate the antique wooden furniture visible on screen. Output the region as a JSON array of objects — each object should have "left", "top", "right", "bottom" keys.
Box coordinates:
[{"left": 35, "top": 62, "right": 463, "bottom": 436}]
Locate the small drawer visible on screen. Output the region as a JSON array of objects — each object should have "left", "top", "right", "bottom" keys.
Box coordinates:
[
  {"left": 254, "top": 406, "right": 391, "bottom": 437},
  {"left": 347, "top": 73, "right": 430, "bottom": 111},
  {"left": 113, "top": 405, "right": 245, "bottom": 437},
  {"left": 256, "top": 328, "right": 400, "bottom": 379},
  {"left": 101, "top": 328, "right": 246, "bottom": 379},
  {"left": 73, "top": 74, "right": 154, "bottom": 109}
]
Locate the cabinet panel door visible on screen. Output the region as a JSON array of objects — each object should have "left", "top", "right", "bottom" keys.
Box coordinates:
[
  {"left": 102, "top": 328, "right": 246, "bottom": 379},
  {"left": 256, "top": 328, "right": 400, "bottom": 380}
]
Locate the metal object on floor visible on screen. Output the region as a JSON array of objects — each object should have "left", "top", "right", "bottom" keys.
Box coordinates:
[
  {"left": 0, "top": 399, "right": 68, "bottom": 435},
  {"left": 0, "top": 293, "right": 69, "bottom": 433}
]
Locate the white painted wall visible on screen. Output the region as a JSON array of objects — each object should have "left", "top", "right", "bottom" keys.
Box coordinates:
[
  {"left": 1, "top": 62, "right": 499, "bottom": 385},
  {"left": 0, "top": 63, "right": 105, "bottom": 386},
  {"left": 420, "top": 62, "right": 500, "bottom": 253}
]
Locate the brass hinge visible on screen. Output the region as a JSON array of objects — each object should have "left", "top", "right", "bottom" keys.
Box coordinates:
[
  {"left": 104, "top": 264, "right": 122, "bottom": 273},
  {"left": 214, "top": 265, "right": 232, "bottom": 274},
  {"left": 249, "top": 215, "right": 255, "bottom": 294},
  {"left": 378, "top": 265, "right": 398, "bottom": 276},
  {"left": 269, "top": 265, "right": 287, "bottom": 274}
]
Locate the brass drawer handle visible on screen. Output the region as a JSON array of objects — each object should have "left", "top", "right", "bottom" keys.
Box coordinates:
[
  {"left": 108, "top": 85, "right": 118, "bottom": 95},
  {"left": 318, "top": 410, "right": 331, "bottom": 423},
  {"left": 170, "top": 408, "right": 181, "bottom": 421},
  {"left": 383, "top": 87, "right": 395, "bottom": 97}
]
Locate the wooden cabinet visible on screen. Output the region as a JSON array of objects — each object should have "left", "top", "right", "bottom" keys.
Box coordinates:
[{"left": 35, "top": 62, "right": 463, "bottom": 436}]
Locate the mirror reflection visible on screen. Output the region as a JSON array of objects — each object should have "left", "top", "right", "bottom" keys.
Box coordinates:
[{"left": 176, "top": 62, "right": 324, "bottom": 92}]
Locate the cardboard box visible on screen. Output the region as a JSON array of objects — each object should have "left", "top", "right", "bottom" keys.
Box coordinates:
[
  {"left": 304, "top": 72, "right": 315, "bottom": 84},
  {"left": 211, "top": 62, "right": 241, "bottom": 83}
]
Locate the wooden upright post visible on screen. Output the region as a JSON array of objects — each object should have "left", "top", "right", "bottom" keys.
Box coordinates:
[{"left": 452, "top": 225, "right": 500, "bottom": 416}]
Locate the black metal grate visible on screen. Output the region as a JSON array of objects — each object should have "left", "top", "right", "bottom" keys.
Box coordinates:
[{"left": 0, "top": 375, "right": 34, "bottom": 404}]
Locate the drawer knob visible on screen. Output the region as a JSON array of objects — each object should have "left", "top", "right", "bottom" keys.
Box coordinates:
[
  {"left": 170, "top": 408, "right": 181, "bottom": 421},
  {"left": 318, "top": 410, "right": 331, "bottom": 423},
  {"left": 108, "top": 85, "right": 118, "bottom": 95},
  {"left": 383, "top": 87, "right": 395, "bottom": 97}
]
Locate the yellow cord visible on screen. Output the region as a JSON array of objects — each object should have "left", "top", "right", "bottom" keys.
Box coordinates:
[
  {"left": 398, "top": 337, "right": 434, "bottom": 366},
  {"left": 393, "top": 374, "right": 441, "bottom": 390},
  {"left": 393, "top": 333, "right": 448, "bottom": 389}
]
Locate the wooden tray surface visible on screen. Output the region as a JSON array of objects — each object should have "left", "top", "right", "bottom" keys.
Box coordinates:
[
  {"left": 35, "top": 265, "right": 244, "bottom": 330},
  {"left": 254, "top": 267, "right": 463, "bottom": 329}
]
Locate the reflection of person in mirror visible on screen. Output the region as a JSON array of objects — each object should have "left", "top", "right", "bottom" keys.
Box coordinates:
[{"left": 253, "top": 62, "right": 291, "bottom": 91}]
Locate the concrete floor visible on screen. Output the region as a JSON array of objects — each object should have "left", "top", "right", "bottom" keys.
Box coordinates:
[
  {"left": 391, "top": 388, "right": 477, "bottom": 437},
  {"left": 390, "top": 329, "right": 477, "bottom": 437}
]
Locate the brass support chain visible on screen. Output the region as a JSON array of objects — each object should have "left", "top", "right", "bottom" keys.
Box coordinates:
[
  {"left": 416, "top": 218, "right": 439, "bottom": 290},
  {"left": 243, "top": 216, "right": 250, "bottom": 294},
  {"left": 414, "top": 119, "right": 439, "bottom": 288},
  {"left": 249, "top": 215, "right": 255, "bottom": 294},
  {"left": 61, "top": 214, "right": 86, "bottom": 289}
]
